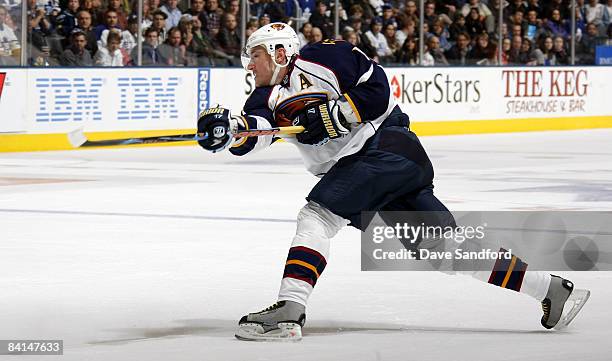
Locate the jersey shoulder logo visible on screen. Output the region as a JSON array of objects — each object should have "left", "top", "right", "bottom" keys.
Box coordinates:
[
  {"left": 298, "top": 73, "right": 313, "bottom": 90},
  {"left": 0, "top": 72, "right": 6, "bottom": 100}
]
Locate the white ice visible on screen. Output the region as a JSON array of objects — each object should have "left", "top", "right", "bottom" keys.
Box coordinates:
[{"left": 1, "top": 130, "right": 611, "bottom": 360}]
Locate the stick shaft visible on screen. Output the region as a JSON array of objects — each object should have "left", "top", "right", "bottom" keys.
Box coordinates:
[{"left": 70, "top": 126, "right": 305, "bottom": 148}]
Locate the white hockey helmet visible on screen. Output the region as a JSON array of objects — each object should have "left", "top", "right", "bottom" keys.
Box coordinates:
[{"left": 241, "top": 22, "right": 300, "bottom": 71}]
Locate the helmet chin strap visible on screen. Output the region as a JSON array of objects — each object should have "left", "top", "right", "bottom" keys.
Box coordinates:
[
  {"left": 269, "top": 64, "right": 282, "bottom": 86},
  {"left": 269, "top": 55, "right": 291, "bottom": 86}
]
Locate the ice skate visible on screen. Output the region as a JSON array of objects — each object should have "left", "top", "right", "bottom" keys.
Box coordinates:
[
  {"left": 541, "top": 275, "right": 590, "bottom": 330},
  {"left": 235, "top": 301, "right": 306, "bottom": 341}
]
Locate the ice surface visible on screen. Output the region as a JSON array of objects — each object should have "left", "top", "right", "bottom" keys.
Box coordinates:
[{"left": 1, "top": 130, "right": 611, "bottom": 360}]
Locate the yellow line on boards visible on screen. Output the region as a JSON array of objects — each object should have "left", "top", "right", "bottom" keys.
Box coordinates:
[
  {"left": 411, "top": 116, "right": 612, "bottom": 136},
  {"left": 1, "top": 116, "right": 611, "bottom": 152}
]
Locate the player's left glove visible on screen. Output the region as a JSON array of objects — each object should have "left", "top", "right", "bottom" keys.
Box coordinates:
[
  {"left": 294, "top": 100, "right": 351, "bottom": 146},
  {"left": 197, "top": 107, "right": 237, "bottom": 153}
]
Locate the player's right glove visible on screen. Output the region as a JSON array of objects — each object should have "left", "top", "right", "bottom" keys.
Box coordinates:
[
  {"left": 197, "top": 107, "right": 236, "bottom": 153},
  {"left": 294, "top": 100, "right": 351, "bottom": 146}
]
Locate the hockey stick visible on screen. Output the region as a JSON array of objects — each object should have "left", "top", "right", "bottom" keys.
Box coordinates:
[{"left": 67, "top": 126, "right": 305, "bottom": 148}]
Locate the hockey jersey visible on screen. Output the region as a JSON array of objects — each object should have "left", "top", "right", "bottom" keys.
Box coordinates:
[{"left": 230, "top": 40, "right": 396, "bottom": 176}]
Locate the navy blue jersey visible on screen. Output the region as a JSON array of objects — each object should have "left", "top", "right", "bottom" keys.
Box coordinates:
[{"left": 231, "top": 40, "right": 397, "bottom": 175}]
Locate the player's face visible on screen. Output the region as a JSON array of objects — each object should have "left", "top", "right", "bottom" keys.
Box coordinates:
[{"left": 247, "top": 47, "right": 276, "bottom": 87}]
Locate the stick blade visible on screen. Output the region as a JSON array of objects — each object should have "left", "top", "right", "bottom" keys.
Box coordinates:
[{"left": 67, "top": 128, "right": 87, "bottom": 148}]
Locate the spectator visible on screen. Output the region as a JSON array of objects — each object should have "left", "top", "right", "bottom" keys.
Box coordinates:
[
  {"left": 178, "top": 14, "right": 193, "bottom": 46},
  {"left": 511, "top": 22, "right": 523, "bottom": 38},
  {"left": 227, "top": 0, "right": 240, "bottom": 23},
  {"left": 532, "top": 35, "right": 555, "bottom": 65},
  {"left": 422, "top": 40, "right": 434, "bottom": 65},
  {"left": 446, "top": 31, "right": 471, "bottom": 65},
  {"left": 519, "top": 36, "right": 536, "bottom": 64},
  {"left": 149, "top": 0, "right": 161, "bottom": 13},
  {"left": 448, "top": 13, "right": 467, "bottom": 41},
  {"left": 249, "top": 0, "right": 266, "bottom": 21},
  {"left": 94, "top": 29, "right": 123, "bottom": 65},
  {"left": 461, "top": 0, "right": 494, "bottom": 33},
  {"left": 120, "top": 14, "right": 138, "bottom": 55},
  {"left": 285, "top": 0, "right": 315, "bottom": 24},
  {"left": 607, "top": 0, "right": 612, "bottom": 23},
  {"left": 543, "top": 0, "right": 568, "bottom": 20},
  {"left": 150, "top": 9, "right": 168, "bottom": 43},
  {"left": 544, "top": 9, "right": 569, "bottom": 39},
  {"left": 158, "top": 26, "right": 188, "bottom": 65},
  {"left": 0, "top": 5, "right": 20, "bottom": 65},
  {"left": 382, "top": 3, "right": 397, "bottom": 28},
  {"left": 349, "top": 17, "right": 377, "bottom": 58},
  {"left": 396, "top": 36, "right": 418, "bottom": 65},
  {"left": 465, "top": 6, "right": 486, "bottom": 39},
  {"left": 489, "top": 0, "right": 511, "bottom": 27},
  {"left": 395, "top": 15, "right": 416, "bottom": 46},
  {"left": 383, "top": 22, "right": 400, "bottom": 56},
  {"left": 507, "top": 0, "right": 528, "bottom": 18},
  {"left": 59, "top": 29, "right": 92, "bottom": 65},
  {"left": 298, "top": 22, "right": 312, "bottom": 48},
  {"left": 27, "top": 0, "right": 57, "bottom": 63},
  {"left": 133, "top": 0, "right": 152, "bottom": 29},
  {"left": 501, "top": 36, "right": 512, "bottom": 64},
  {"left": 263, "top": 0, "right": 286, "bottom": 23},
  {"left": 526, "top": 0, "right": 543, "bottom": 18},
  {"left": 309, "top": 25, "right": 322, "bottom": 44},
  {"left": 309, "top": 0, "right": 333, "bottom": 39},
  {"left": 56, "top": 0, "right": 80, "bottom": 37},
  {"left": 510, "top": 9, "right": 528, "bottom": 36},
  {"left": 477, "top": 40, "right": 499, "bottom": 65},
  {"left": 402, "top": 0, "right": 418, "bottom": 25},
  {"left": 217, "top": 12, "right": 240, "bottom": 62},
  {"left": 427, "top": 35, "right": 448, "bottom": 65},
  {"left": 74, "top": 10, "right": 97, "bottom": 55},
  {"left": 333, "top": 1, "right": 350, "bottom": 33},
  {"left": 188, "top": 16, "right": 230, "bottom": 66},
  {"left": 245, "top": 18, "right": 258, "bottom": 39},
  {"left": 101, "top": 0, "right": 127, "bottom": 29},
  {"left": 94, "top": 9, "right": 121, "bottom": 42},
  {"left": 78, "top": 0, "right": 101, "bottom": 27},
  {"left": 508, "top": 34, "right": 522, "bottom": 63},
  {"left": 161, "top": 0, "right": 181, "bottom": 30},
  {"left": 203, "top": 0, "right": 222, "bottom": 36},
  {"left": 423, "top": 1, "right": 438, "bottom": 29},
  {"left": 467, "top": 32, "right": 489, "bottom": 64},
  {"left": 585, "top": 0, "right": 609, "bottom": 35},
  {"left": 184, "top": 0, "right": 206, "bottom": 28},
  {"left": 342, "top": 28, "right": 357, "bottom": 45},
  {"left": 365, "top": 17, "right": 393, "bottom": 63},
  {"left": 578, "top": 22, "right": 600, "bottom": 64},
  {"left": 526, "top": 9, "right": 547, "bottom": 40},
  {"left": 132, "top": 26, "right": 162, "bottom": 65},
  {"left": 431, "top": 19, "right": 450, "bottom": 51},
  {"left": 258, "top": 13, "right": 270, "bottom": 27},
  {"left": 552, "top": 35, "right": 569, "bottom": 64}
]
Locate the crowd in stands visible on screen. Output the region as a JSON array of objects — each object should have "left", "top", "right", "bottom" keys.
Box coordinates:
[{"left": 0, "top": 0, "right": 611, "bottom": 66}]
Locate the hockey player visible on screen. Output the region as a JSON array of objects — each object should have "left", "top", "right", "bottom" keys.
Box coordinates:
[{"left": 196, "top": 23, "right": 590, "bottom": 341}]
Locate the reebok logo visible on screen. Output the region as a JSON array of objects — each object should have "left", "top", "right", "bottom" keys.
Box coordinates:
[{"left": 0, "top": 73, "right": 6, "bottom": 100}]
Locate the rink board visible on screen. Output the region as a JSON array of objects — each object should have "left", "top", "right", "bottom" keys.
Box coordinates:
[{"left": 0, "top": 66, "right": 611, "bottom": 151}]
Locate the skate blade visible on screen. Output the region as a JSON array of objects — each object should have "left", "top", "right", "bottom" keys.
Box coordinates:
[
  {"left": 235, "top": 322, "right": 302, "bottom": 341},
  {"left": 554, "top": 288, "right": 590, "bottom": 330}
]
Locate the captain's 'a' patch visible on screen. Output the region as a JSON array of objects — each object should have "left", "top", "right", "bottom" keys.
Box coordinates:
[{"left": 298, "top": 73, "right": 313, "bottom": 90}]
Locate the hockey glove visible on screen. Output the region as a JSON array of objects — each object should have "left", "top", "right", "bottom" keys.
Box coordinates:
[
  {"left": 197, "top": 107, "right": 236, "bottom": 153},
  {"left": 294, "top": 100, "right": 350, "bottom": 146}
]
